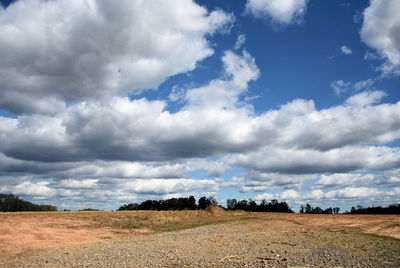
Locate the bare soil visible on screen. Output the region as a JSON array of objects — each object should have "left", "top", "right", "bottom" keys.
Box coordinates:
[{"left": 0, "top": 211, "right": 399, "bottom": 267}]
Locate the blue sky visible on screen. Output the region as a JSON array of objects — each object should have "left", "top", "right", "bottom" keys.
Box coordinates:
[{"left": 0, "top": 0, "right": 399, "bottom": 211}]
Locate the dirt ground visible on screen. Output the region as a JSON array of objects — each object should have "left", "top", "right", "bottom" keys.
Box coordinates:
[
  {"left": 0, "top": 211, "right": 150, "bottom": 257},
  {"left": 0, "top": 211, "right": 399, "bottom": 261},
  {"left": 258, "top": 213, "right": 400, "bottom": 239}
]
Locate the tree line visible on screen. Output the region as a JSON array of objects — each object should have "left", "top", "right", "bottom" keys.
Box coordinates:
[
  {"left": 119, "top": 197, "right": 294, "bottom": 213},
  {"left": 226, "top": 198, "right": 293, "bottom": 213},
  {"left": 299, "top": 204, "right": 340, "bottom": 214},
  {"left": 118, "top": 196, "right": 218, "bottom": 211},
  {"left": 0, "top": 193, "right": 57, "bottom": 212},
  {"left": 346, "top": 204, "right": 400, "bottom": 214},
  {"left": 2, "top": 192, "right": 399, "bottom": 214}
]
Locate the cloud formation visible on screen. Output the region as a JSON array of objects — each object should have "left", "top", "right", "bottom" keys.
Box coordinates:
[
  {"left": 0, "top": 0, "right": 399, "bottom": 210},
  {"left": 0, "top": 0, "right": 234, "bottom": 114},
  {"left": 245, "top": 0, "right": 308, "bottom": 25},
  {"left": 361, "top": 0, "right": 400, "bottom": 75},
  {"left": 341, "top": 46, "right": 352, "bottom": 55}
]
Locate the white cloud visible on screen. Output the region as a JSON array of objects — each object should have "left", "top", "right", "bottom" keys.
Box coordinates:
[
  {"left": 280, "top": 189, "right": 301, "bottom": 200},
  {"left": 341, "top": 46, "right": 352, "bottom": 55},
  {"left": 313, "top": 173, "right": 374, "bottom": 189},
  {"left": 345, "top": 90, "right": 386, "bottom": 107},
  {"left": 331, "top": 79, "right": 376, "bottom": 96},
  {"left": 253, "top": 192, "right": 276, "bottom": 201},
  {"left": 122, "top": 179, "right": 219, "bottom": 195},
  {"left": 2, "top": 81, "right": 400, "bottom": 168},
  {"left": 1, "top": 181, "right": 56, "bottom": 199},
  {"left": 53, "top": 179, "right": 98, "bottom": 189},
  {"left": 238, "top": 172, "right": 315, "bottom": 192},
  {"left": 245, "top": 0, "right": 308, "bottom": 25},
  {"left": 186, "top": 50, "right": 260, "bottom": 109},
  {"left": 305, "top": 190, "right": 324, "bottom": 200},
  {"left": 353, "top": 79, "right": 374, "bottom": 91},
  {"left": 0, "top": 0, "right": 234, "bottom": 114},
  {"left": 325, "top": 187, "right": 381, "bottom": 199},
  {"left": 225, "top": 145, "right": 400, "bottom": 175},
  {"left": 253, "top": 189, "right": 300, "bottom": 201},
  {"left": 234, "top": 34, "right": 246, "bottom": 50},
  {"left": 254, "top": 187, "right": 399, "bottom": 209},
  {"left": 360, "top": 0, "right": 400, "bottom": 75},
  {"left": 0, "top": 5, "right": 399, "bottom": 210},
  {"left": 375, "top": 169, "right": 400, "bottom": 187},
  {"left": 330, "top": 80, "right": 351, "bottom": 95}
]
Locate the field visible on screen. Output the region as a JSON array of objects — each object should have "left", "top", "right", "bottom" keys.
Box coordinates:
[{"left": 0, "top": 209, "right": 399, "bottom": 267}]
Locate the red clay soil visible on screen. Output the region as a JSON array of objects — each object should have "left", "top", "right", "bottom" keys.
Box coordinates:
[{"left": 0, "top": 211, "right": 149, "bottom": 257}]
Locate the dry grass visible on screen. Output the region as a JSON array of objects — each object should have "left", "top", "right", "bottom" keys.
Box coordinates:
[{"left": 255, "top": 213, "right": 400, "bottom": 239}]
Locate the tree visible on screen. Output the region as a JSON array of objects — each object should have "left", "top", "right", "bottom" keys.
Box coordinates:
[
  {"left": 227, "top": 199, "right": 237, "bottom": 210},
  {"left": 207, "top": 196, "right": 218, "bottom": 206},
  {"left": 0, "top": 194, "right": 56, "bottom": 212},
  {"left": 305, "top": 204, "right": 312, "bottom": 214},
  {"left": 188, "top": 196, "right": 196, "bottom": 210},
  {"left": 198, "top": 196, "right": 211, "bottom": 210},
  {"left": 323, "top": 207, "right": 333, "bottom": 214},
  {"left": 333, "top": 207, "right": 340, "bottom": 214},
  {"left": 299, "top": 204, "right": 305, "bottom": 213}
]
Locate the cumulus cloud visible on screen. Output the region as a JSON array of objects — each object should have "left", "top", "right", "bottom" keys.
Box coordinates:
[
  {"left": 341, "top": 45, "right": 352, "bottom": 55},
  {"left": 245, "top": 0, "right": 308, "bottom": 25},
  {"left": 360, "top": 0, "right": 400, "bottom": 75},
  {"left": 186, "top": 50, "right": 259, "bottom": 109},
  {"left": 0, "top": 0, "right": 234, "bottom": 114},
  {"left": 3, "top": 89, "right": 400, "bottom": 167},
  {"left": 2, "top": 79, "right": 400, "bottom": 167},
  {"left": 0, "top": 1, "right": 399, "bottom": 209}
]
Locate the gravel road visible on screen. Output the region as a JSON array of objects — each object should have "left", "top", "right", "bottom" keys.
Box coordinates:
[{"left": 2, "top": 219, "right": 399, "bottom": 267}]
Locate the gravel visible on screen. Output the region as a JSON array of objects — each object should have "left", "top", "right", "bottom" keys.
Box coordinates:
[{"left": 2, "top": 219, "right": 399, "bottom": 267}]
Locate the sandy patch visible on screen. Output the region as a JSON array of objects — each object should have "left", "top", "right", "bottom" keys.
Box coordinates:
[{"left": 0, "top": 212, "right": 149, "bottom": 257}]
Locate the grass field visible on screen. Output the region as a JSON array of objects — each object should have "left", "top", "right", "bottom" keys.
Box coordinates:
[{"left": 1, "top": 209, "right": 399, "bottom": 266}]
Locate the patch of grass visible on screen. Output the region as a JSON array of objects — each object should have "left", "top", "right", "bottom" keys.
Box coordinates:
[{"left": 53, "top": 209, "right": 257, "bottom": 234}]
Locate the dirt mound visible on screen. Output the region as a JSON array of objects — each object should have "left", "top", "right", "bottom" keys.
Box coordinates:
[{"left": 206, "top": 205, "right": 225, "bottom": 215}]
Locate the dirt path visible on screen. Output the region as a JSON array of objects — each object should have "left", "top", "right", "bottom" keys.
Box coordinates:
[{"left": 2, "top": 219, "right": 399, "bottom": 267}]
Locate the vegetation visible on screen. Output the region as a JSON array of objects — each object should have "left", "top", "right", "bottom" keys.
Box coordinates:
[
  {"left": 68, "top": 209, "right": 253, "bottom": 232},
  {"left": 119, "top": 196, "right": 293, "bottom": 213},
  {"left": 0, "top": 193, "right": 57, "bottom": 212},
  {"left": 118, "top": 196, "right": 215, "bottom": 211},
  {"left": 299, "top": 203, "right": 340, "bottom": 214},
  {"left": 226, "top": 198, "right": 293, "bottom": 213},
  {"left": 347, "top": 204, "right": 400, "bottom": 214}
]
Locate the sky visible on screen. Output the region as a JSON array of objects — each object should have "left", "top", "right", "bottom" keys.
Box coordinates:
[{"left": 0, "top": 0, "right": 399, "bottom": 211}]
